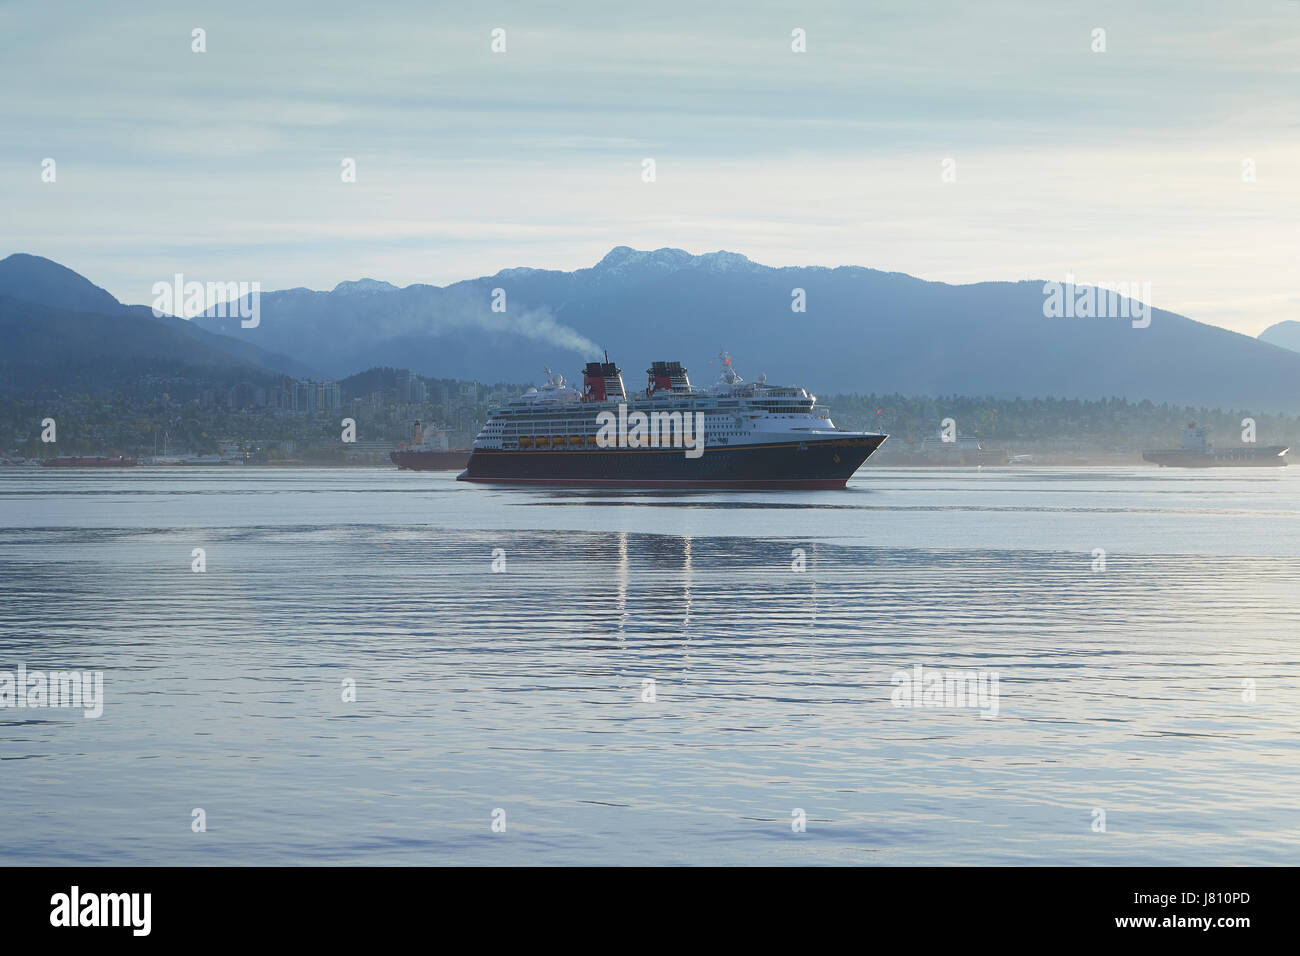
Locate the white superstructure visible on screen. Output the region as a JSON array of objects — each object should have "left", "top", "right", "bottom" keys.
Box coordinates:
[{"left": 471, "top": 351, "right": 874, "bottom": 452}]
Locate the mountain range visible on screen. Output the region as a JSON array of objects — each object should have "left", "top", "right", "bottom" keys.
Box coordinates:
[
  {"left": 0, "top": 254, "right": 315, "bottom": 393},
  {"left": 2, "top": 248, "right": 1298, "bottom": 412},
  {"left": 1260, "top": 320, "right": 1300, "bottom": 355}
]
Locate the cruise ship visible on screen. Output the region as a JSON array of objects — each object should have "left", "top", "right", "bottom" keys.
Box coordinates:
[{"left": 457, "top": 351, "right": 886, "bottom": 488}]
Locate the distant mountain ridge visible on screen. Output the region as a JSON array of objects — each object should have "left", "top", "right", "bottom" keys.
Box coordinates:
[
  {"left": 186, "top": 245, "right": 1300, "bottom": 413},
  {"left": 0, "top": 253, "right": 318, "bottom": 387},
  {"left": 332, "top": 278, "right": 400, "bottom": 296},
  {"left": 0, "top": 253, "right": 122, "bottom": 315},
  {"left": 3, "top": 248, "right": 1299, "bottom": 412},
  {"left": 1259, "top": 320, "right": 1300, "bottom": 355}
]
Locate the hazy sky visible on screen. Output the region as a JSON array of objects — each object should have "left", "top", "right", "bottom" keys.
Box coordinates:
[{"left": 2, "top": 0, "right": 1297, "bottom": 336}]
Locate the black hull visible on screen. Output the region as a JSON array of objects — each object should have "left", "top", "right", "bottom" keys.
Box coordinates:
[
  {"left": 1143, "top": 445, "right": 1289, "bottom": 468},
  {"left": 457, "top": 434, "right": 886, "bottom": 489},
  {"left": 41, "top": 457, "right": 137, "bottom": 467},
  {"left": 391, "top": 450, "right": 471, "bottom": 471}
]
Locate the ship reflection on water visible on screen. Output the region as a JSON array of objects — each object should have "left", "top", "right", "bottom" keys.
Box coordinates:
[{"left": 0, "top": 468, "right": 1297, "bottom": 865}]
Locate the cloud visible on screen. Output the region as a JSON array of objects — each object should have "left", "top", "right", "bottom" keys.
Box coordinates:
[{"left": 3, "top": 0, "right": 1297, "bottom": 336}]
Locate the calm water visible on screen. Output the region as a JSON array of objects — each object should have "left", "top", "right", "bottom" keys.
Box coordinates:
[{"left": 1, "top": 466, "right": 1297, "bottom": 865}]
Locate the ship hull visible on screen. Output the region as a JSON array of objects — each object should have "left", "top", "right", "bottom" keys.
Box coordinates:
[
  {"left": 1142, "top": 445, "right": 1289, "bottom": 467},
  {"left": 457, "top": 434, "right": 886, "bottom": 488},
  {"left": 41, "top": 456, "right": 137, "bottom": 468},
  {"left": 391, "top": 449, "right": 471, "bottom": 471}
]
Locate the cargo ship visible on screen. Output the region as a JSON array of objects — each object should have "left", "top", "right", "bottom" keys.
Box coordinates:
[
  {"left": 391, "top": 422, "right": 471, "bottom": 471},
  {"left": 457, "top": 351, "right": 886, "bottom": 488},
  {"left": 1143, "top": 424, "right": 1289, "bottom": 467},
  {"left": 41, "top": 456, "right": 137, "bottom": 468},
  {"left": 918, "top": 429, "right": 989, "bottom": 466}
]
